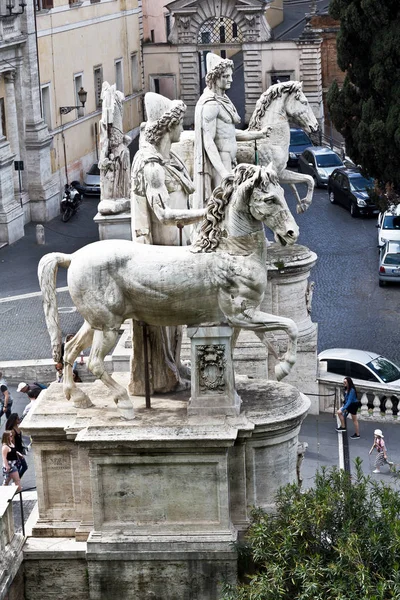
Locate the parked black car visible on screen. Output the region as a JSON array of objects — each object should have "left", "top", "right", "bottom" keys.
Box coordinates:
[
  {"left": 287, "top": 128, "right": 313, "bottom": 167},
  {"left": 327, "top": 168, "right": 378, "bottom": 218}
]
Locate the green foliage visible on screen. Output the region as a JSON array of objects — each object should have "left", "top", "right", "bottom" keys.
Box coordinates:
[
  {"left": 327, "top": 0, "right": 400, "bottom": 188},
  {"left": 222, "top": 461, "right": 400, "bottom": 599}
]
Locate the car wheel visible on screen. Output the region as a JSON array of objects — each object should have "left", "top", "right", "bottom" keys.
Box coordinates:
[
  {"left": 379, "top": 279, "right": 386, "bottom": 287},
  {"left": 329, "top": 191, "right": 335, "bottom": 204},
  {"left": 350, "top": 202, "right": 358, "bottom": 218}
]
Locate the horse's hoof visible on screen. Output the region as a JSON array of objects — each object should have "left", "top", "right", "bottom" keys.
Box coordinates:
[
  {"left": 117, "top": 399, "right": 135, "bottom": 420},
  {"left": 72, "top": 390, "right": 94, "bottom": 409},
  {"left": 275, "top": 362, "right": 291, "bottom": 381}
]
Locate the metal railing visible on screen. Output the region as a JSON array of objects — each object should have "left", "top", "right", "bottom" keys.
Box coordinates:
[{"left": 318, "top": 374, "right": 400, "bottom": 421}]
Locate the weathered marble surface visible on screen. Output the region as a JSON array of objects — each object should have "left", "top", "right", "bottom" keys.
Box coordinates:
[
  {"left": 20, "top": 376, "right": 309, "bottom": 599},
  {"left": 97, "top": 82, "right": 131, "bottom": 216},
  {"left": 38, "top": 164, "right": 299, "bottom": 420}
]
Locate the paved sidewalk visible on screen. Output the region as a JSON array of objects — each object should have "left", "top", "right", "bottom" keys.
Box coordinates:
[
  {"left": 0, "top": 196, "right": 99, "bottom": 362},
  {"left": 300, "top": 412, "right": 400, "bottom": 489}
]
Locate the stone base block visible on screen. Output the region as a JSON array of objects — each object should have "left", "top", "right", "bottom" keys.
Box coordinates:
[
  {"left": 87, "top": 534, "right": 237, "bottom": 600},
  {"left": 94, "top": 211, "right": 131, "bottom": 240}
]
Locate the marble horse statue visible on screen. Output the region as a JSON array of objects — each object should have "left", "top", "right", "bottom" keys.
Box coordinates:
[
  {"left": 38, "top": 164, "right": 299, "bottom": 420},
  {"left": 97, "top": 81, "right": 132, "bottom": 215},
  {"left": 239, "top": 80, "right": 319, "bottom": 214}
]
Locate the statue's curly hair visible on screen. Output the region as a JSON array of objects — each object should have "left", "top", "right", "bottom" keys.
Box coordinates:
[
  {"left": 145, "top": 101, "right": 187, "bottom": 145},
  {"left": 205, "top": 59, "right": 234, "bottom": 89}
]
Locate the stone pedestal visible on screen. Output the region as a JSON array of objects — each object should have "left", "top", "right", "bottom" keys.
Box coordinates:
[
  {"left": 187, "top": 325, "right": 241, "bottom": 417},
  {"left": 94, "top": 211, "right": 132, "bottom": 241},
  {"left": 21, "top": 376, "right": 310, "bottom": 600},
  {"left": 262, "top": 243, "right": 318, "bottom": 412}
]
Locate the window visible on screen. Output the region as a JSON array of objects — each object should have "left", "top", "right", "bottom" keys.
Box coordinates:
[
  {"left": 165, "top": 14, "right": 171, "bottom": 40},
  {"left": 349, "top": 362, "right": 379, "bottom": 382},
  {"left": 270, "top": 72, "right": 292, "bottom": 85},
  {"left": 131, "top": 53, "right": 140, "bottom": 93},
  {"left": 325, "top": 359, "right": 346, "bottom": 376},
  {"left": 115, "top": 59, "right": 123, "bottom": 93},
  {"left": 201, "top": 31, "right": 211, "bottom": 44},
  {"left": 198, "top": 17, "right": 242, "bottom": 44},
  {"left": 41, "top": 85, "right": 52, "bottom": 129},
  {"left": 150, "top": 29, "right": 155, "bottom": 42},
  {"left": 36, "top": 0, "right": 53, "bottom": 9},
  {"left": 0, "top": 98, "right": 6, "bottom": 138},
  {"left": 153, "top": 78, "right": 160, "bottom": 94},
  {"left": 74, "top": 73, "right": 83, "bottom": 108},
  {"left": 94, "top": 66, "right": 103, "bottom": 109},
  {"left": 221, "top": 50, "right": 226, "bottom": 59}
]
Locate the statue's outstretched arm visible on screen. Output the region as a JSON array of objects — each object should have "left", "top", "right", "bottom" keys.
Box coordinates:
[
  {"left": 202, "top": 103, "right": 230, "bottom": 180},
  {"left": 144, "top": 163, "right": 205, "bottom": 226},
  {"left": 235, "top": 125, "right": 272, "bottom": 142}
]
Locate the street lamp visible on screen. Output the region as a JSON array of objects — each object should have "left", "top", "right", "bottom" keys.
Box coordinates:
[
  {"left": 59, "top": 87, "right": 88, "bottom": 185},
  {"left": 59, "top": 87, "right": 88, "bottom": 117}
]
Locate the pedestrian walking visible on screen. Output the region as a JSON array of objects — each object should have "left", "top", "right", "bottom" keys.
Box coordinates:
[
  {"left": 0, "top": 371, "right": 13, "bottom": 421},
  {"left": 2, "top": 430, "right": 22, "bottom": 491},
  {"left": 22, "top": 389, "right": 39, "bottom": 419},
  {"left": 369, "top": 429, "right": 393, "bottom": 473},
  {"left": 5, "top": 414, "right": 28, "bottom": 478},
  {"left": 17, "top": 381, "right": 46, "bottom": 398},
  {"left": 336, "top": 376, "right": 360, "bottom": 439}
]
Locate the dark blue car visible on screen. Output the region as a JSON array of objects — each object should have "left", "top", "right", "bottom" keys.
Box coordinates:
[{"left": 287, "top": 128, "right": 313, "bottom": 167}]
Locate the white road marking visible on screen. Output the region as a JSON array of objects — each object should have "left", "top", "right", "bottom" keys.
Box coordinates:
[{"left": 0, "top": 287, "right": 69, "bottom": 304}]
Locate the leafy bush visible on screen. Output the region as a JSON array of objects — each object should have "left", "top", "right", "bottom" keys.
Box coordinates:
[{"left": 222, "top": 460, "right": 400, "bottom": 600}]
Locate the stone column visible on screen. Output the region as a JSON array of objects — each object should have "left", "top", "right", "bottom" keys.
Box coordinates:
[{"left": 4, "top": 70, "right": 20, "bottom": 190}]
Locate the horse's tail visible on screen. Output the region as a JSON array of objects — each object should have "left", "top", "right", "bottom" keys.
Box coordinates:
[{"left": 38, "top": 252, "right": 72, "bottom": 363}]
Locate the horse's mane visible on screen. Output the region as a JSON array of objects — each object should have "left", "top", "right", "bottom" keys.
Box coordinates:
[
  {"left": 192, "top": 164, "right": 272, "bottom": 253},
  {"left": 248, "top": 81, "right": 302, "bottom": 131}
]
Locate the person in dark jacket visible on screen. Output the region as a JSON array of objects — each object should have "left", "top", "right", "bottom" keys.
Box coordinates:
[
  {"left": 336, "top": 376, "right": 360, "bottom": 439},
  {"left": 5, "top": 414, "right": 28, "bottom": 478}
]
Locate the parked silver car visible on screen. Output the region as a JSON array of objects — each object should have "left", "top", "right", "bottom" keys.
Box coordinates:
[
  {"left": 379, "top": 240, "right": 400, "bottom": 287},
  {"left": 318, "top": 348, "right": 400, "bottom": 388},
  {"left": 377, "top": 204, "right": 400, "bottom": 246},
  {"left": 298, "top": 146, "right": 343, "bottom": 187}
]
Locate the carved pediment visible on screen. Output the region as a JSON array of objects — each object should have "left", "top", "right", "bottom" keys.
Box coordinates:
[{"left": 167, "top": 0, "right": 268, "bottom": 15}]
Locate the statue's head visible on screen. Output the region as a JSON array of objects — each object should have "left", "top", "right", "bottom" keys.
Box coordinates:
[
  {"left": 205, "top": 53, "right": 234, "bottom": 90},
  {"left": 144, "top": 93, "right": 186, "bottom": 145}
]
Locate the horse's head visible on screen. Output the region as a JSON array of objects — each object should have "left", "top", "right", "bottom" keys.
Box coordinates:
[
  {"left": 234, "top": 164, "right": 299, "bottom": 246},
  {"left": 285, "top": 82, "right": 319, "bottom": 134}
]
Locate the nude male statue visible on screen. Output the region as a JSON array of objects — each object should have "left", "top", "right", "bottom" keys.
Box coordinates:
[{"left": 193, "top": 52, "right": 271, "bottom": 208}]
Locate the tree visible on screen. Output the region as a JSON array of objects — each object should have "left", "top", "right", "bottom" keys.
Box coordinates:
[
  {"left": 327, "top": 0, "right": 400, "bottom": 193},
  {"left": 222, "top": 461, "right": 400, "bottom": 600}
]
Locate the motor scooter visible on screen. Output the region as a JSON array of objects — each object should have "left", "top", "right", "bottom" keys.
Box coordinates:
[{"left": 60, "top": 183, "right": 83, "bottom": 222}]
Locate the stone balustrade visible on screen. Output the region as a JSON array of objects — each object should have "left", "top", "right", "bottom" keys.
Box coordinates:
[
  {"left": 0, "top": 487, "right": 24, "bottom": 598},
  {"left": 318, "top": 374, "right": 400, "bottom": 422}
]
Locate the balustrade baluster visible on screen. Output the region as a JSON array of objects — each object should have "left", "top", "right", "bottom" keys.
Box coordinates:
[
  {"left": 385, "top": 397, "right": 393, "bottom": 418},
  {"left": 360, "top": 392, "right": 369, "bottom": 416},
  {"left": 373, "top": 394, "right": 381, "bottom": 417}
]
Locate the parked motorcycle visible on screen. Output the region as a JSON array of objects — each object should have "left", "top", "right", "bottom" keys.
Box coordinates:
[{"left": 60, "top": 183, "right": 83, "bottom": 222}]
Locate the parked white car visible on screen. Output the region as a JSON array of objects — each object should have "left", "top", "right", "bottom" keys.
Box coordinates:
[
  {"left": 377, "top": 204, "right": 400, "bottom": 245},
  {"left": 318, "top": 348, "right": 400, "bottom": 388}
]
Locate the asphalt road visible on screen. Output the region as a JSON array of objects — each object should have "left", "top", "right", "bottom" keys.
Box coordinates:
[
  {"left": 0, "top": 182, "right": 399, "bottom": 366},
  {"left": 281, "top": 182, "right": 400, "bottom": 366}
]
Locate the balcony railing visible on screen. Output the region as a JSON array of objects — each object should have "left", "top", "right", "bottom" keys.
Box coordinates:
[{"left": 318, "top": 374, "right": 400, "bottom": 422}]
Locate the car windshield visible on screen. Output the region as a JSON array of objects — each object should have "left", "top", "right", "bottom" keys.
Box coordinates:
[
  {"left": 384, "top": 253, "right": 400, "bottom": 265},
  {"left": 349, "top": 176, "right": 373, "bottom": 192},
  {"left": 367, "top": 357, "right": 400, "bottom": 383},
  {"left": 87, "top": 163, "right": 100, "bottom": 176},
  {"left": 383, "top": 215, "right": 400, "bottom": 230},
  {"left": 316, "top": 153, "right": 342, "bottom": 167},
  {"left": 290, "top": 131, "right": 311, "bottom": 146}
]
